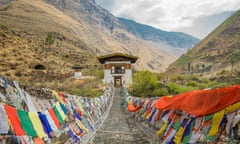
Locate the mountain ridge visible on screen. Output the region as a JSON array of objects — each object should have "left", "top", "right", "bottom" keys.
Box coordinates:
[
  {"left": 0, "top": 0, "right": 202, "bottom": 90},
  {"left": 0, "top": 0, "right": 175, "bottom": 86},
  {"left": 117, "top": 17, "right": 199, "bottom": 48},
  {"left": 166, "top": 10, "right": 240, "bottom": 77}
]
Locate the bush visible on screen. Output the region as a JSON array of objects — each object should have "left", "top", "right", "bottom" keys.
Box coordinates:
[
  {"left": 153, "top": 88, "right": 169, "bottom": 96},
  {"left": 130, "top": 70, "right": 158, "bottom": 97},
  {"left": 44, "top": 33, "right": 55, "bottom": 47},
  {"left": 168, "top": 83, "right": 196, "bottom": 95},
  {"left": 187, "top": 81, "right": 197, "bottom": 87}
]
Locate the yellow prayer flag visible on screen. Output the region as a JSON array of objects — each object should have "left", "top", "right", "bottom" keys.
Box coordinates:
[{"left": 28, "top": 112, "right": 46, "bottom": 138}]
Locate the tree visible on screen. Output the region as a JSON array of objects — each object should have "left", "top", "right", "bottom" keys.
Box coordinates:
[
  {"left": 44, "top": 33, "right": 55, "bottom": 48},
  {"left": 188, "top": 62, "right": 191, "bottom": 73},
  {"left": 131, "top": 71, "right": 158, "bottom": 97}
]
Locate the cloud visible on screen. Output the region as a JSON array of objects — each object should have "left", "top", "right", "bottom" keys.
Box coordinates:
[
  {"left": 95, "top": 0, "right": 115, "bottom": 11},
  {"left": 96, "top": 0, "right": 240, "bottom": 38},
  {"left": 175, "top": 11, "right": 234, "bottom": 39}
]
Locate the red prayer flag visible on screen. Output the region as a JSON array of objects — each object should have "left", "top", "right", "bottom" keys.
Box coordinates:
[
  {"left": 58, "top": 92, "right": 67, "bottom": 103},
  {"left": 48, "top": 108, "right": 60, "bottom": 128},
  {"left": 4, "top": 105, "right": 25, "bottom": 135}
]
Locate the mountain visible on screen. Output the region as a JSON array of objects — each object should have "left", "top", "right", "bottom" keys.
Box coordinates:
[
  {"left": 0, "top": 0, "right": 178, "bottom": 86},
  {"left": 0, "top": 0, "right": 13, "bottom": 5},
  {"left": 40, "top": 0, "right": 177, "bottom": 71},
  {"left": 166, "top": 10, "right": 240, "bottom": 77},
  {"left": 118, "top": 17, "right": 199, "bottom": 49}
]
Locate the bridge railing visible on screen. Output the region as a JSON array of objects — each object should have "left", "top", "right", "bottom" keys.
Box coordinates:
[
  {"left": 0, "top": 77, "right": 114, "bottom": 143},
  {"left": 121, "top": 86, "right": 240, "bottom": 144}
]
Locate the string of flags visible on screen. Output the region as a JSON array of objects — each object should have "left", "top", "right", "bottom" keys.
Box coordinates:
[
  {"left": 0, "top": 77, "right": 113, "bottom": 144},
  {"left": 123, "top": 85, "right": 240, "bottom": 143}
]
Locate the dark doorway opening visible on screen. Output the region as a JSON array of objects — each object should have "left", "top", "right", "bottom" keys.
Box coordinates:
[{"left": 114, "top": 76, "right": 122, "bottom": 87}]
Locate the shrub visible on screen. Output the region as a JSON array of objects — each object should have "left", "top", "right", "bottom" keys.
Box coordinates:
[
  {"left": 44, "top": 33, "right": 55, "bottom": 47},
  {"left": 187, "top": 81, "right": 197, "bottom": 87},
  {"left": 130, "top": 70, "right": 158, "bottom": 97},
  {"left": 153, "top": 88, "right": 169, "bottom": 97},
  {"left": 168, "top": 83, "right": 196, "bottom": 95}
]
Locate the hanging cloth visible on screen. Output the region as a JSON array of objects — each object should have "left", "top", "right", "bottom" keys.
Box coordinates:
[
  {"left": 23, "top": 92, "right": 37, "bottom": 112},
  {"left": 56, "top": 102, "right": 67, "bottom": 121},
  {"left": 37, "top": 112, "right": 53, "bottom": 137},
  {"left": 155, "top": 85, "right": 240, "bottom": 116},
  {"left": 0, "top": 104, "right": 9, "bottom": 134},
  {"left": 53, "top": 105, "right": 64, "bottom": 125},
  {"left": 207, "top": 109, "right": 225, "bottom": 141},
  {"left": 28, "top": 112, "right": 46, "bottom": 138},
  {"left": 52, "top": 90, "right": 62, "bottom": 103},
  {"left": 43, "top": 111, "right": 58, "bottom": 131},
  {"left": 17, "top": 110, "right": 37, "bottom": 137},
  {"left": 60, "top": 103, "right": 67, "bottom": 115},
  {"left": 48, "top": 108, "right": 60, "bottom": 128},
  {"left": 58, "top": 92, "right": 67, "bottom": 103},
  {"left": 182, "top": 118, "right": 195, "bottom": 143},
  {"left": 4, "top": 105, "right": 25, "bottom": 135},
  {"left": 33, "top": 137, "right": 45, "bottom": 144},
  {"left": 19, "top": 135, "right": 34, "bottom": 144},
  {"left": 75, "top": 119, "right": 88, "bottom": 133},
  {"left": 173, "top": 118, "right": 189, "bottom": 144},
  {"left": 156, "top": 122, "right": 168, "bottom": 137},
  {"left": 0, "top": 77, "right": 8, "bottom": 88},
  {"left": 225, "top": 101, "right": 240, "bottom": 114},
  {"left": 67, "top": 127, "right": 80, "bottom": 143}
]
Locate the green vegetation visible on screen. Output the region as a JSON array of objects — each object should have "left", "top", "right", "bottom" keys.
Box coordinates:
[
  {"left": 130, "top": 71, "right": 159, "bottom": 97},
  {"left": 1, "top": 25, "right": 8, "bottom": 30},
  {"left": 172, "top": 54, "right": 193, "bottom": 67},
  {"left": 44, "top": 33, "right": 55, "bottom": 47},
  {"left": 129, "top": 71, "right": 228, "bottom": 98},
  {"left": 227, "top": 52, "right": 240, "bottom": 63},
  {"left": 60, "top": 68, "right": 104, "bottom": 97},
  {"left": 25, "top": 68, "right": 104, "bottom": 98}
]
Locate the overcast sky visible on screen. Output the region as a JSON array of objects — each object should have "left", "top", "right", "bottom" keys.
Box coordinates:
[{"left": 95, "top": 0, "right": 240, "bottom": 39}]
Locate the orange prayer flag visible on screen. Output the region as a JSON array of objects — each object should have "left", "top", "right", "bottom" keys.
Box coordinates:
[
  {"left": 128, "top": 103, "right": 142, "bottom": 112},
  {"left": 155, "top": 85, "right": 240, "bottom": 116},
  {"left": 33, "top": 137, "right": 45, "bottom": 144}
]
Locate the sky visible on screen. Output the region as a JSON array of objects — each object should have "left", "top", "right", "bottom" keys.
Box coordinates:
[{"left": 95, "top": 0, "right": 240, "bottom": 39}]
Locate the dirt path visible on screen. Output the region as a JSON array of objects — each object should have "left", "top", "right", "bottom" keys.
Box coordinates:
[{"left": 91, "top": 88, "right": 153, "bottom": 144}]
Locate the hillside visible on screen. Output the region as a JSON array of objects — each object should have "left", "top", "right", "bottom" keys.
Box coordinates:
[
  {"left": 167, "top": 10, "right": 240, "bottom": 78},
  {"left": 118, "top": 17, "right": 199, "bottom": 50},
  {"left": 0, "top": 0, "right": 13, "bottom": 5},
  {"left": 0, "top": 0, "right": 178, "bottom": 90},
  {"left": 43, "top": 0, "right": 176, "bottom": 71},
  {"left": 0, "top": 0, "right": 97, "bottom": 85}
]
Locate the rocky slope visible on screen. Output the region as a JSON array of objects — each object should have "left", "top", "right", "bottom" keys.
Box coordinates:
[
  {"left": 0, "top": 0, "right": 200, "bottom": 90},
  {"left": 167, "top": 10, "right": 240, "bottom": 77},
  {"left": 118, "top": 17, "right": 199, "bottom": 56}
]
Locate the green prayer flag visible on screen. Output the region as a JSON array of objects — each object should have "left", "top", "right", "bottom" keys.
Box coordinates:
[
  {"left": 53, "top": 105, "right": 64, "bottom": 125},
  {"left": 182, "top": 119, "right": 195, "bottom": 144},
  {"left": 17, "top": 110, "right": 37, "bottom": 137},
  {"left": 173, "top": 119, "right": 182, "bottom": 130},
  {"left": 204, "top": 114, "right": 213, "bottom": 121}
]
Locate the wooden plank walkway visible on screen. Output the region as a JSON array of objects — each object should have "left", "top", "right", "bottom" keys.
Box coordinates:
[{"left": 90, "top": 88, "right": 155, "bottom": 144}]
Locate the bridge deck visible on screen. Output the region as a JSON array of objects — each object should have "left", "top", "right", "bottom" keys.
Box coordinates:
[{"left": 91, "top": 88, "right": 154, "bottom": 144}]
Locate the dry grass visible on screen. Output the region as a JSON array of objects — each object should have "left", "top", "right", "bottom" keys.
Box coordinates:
[{"left": 0, "top": 0, "right": 177, "bottom": 95}]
